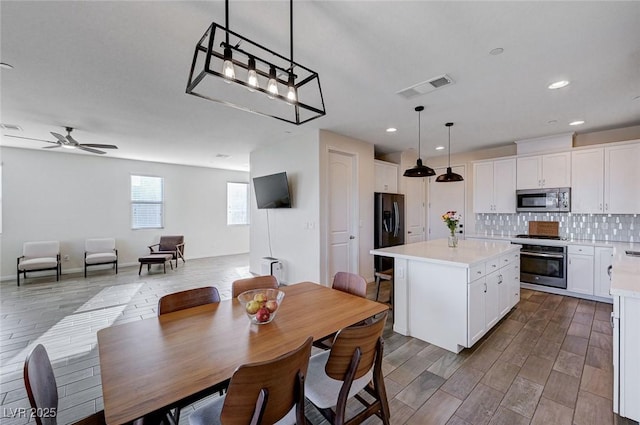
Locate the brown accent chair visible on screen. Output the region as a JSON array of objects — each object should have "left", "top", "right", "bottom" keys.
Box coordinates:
[
  {"left": 24, "top": 344, "right": 106, "bottom": 425},
  {"left": 305, "top": 311, "right": 390, "bottom": 425},
  {"left": 231, "top": 275, "right": 278, "bottom": 298},
  {"left": 188, "top": 336, "right": 313, "bottom": 425},
  {"left": 148, "top": 235, "right": 185, "bottom": 268},
  {"left": 157, "top": 287, "right": 223, "bottom": 423},
  {"left": 314, "top": 272, "right": 368, "bottom": 350}
]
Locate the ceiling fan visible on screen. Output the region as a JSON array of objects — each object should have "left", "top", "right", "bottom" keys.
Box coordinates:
[{"left": 6, "top": 127, "right": 118, "bottom": 154}]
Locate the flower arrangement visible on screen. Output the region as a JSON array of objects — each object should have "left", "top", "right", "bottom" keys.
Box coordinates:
[{"left": 442, "top": 211, "right": 461, "bottom": 236}]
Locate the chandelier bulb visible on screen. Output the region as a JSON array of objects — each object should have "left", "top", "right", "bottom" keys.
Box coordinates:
[
  {"left": 247, "top": 57, "right": 259, "bottom": 91},
  {"left": 286, "top": 73, "right": 297, "bottom": 104},
  {"left": 267, "top": 66, "right": 279, "bottom": 99},
  {"left": 222, "top": 47, "right": 235, "bottom": 81}
]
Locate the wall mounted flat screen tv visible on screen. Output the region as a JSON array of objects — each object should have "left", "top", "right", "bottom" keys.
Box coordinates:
[{"left": 253, "top": 172, "right": 292, "bottom": 209}]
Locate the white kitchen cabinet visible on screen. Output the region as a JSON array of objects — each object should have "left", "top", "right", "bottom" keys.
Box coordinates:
[
  {"left": 374, "top": 160, "right": 398, "bottom": 193},
  {"left": 567, "top": 245, "right": 594, "bottom": 295},
  {"left": 594, "top": 247, "right": 613, "bottom": 299},
  {"left": 571, "top": 148, "right": 604, "bottom": 213},
  {"left": 468, "top": 277, "right": 486, "bottom": 346},
  {"left": 516, "top": 152, "right": 571, "bottom": 190},
  {"left": 472, "top": 158, "right": 516, "bottom": 213},
  {"left": 604, "top": 143, "right": 640, "bottom": 214},
  {"left": 613, "top": 294, "right": 640, "bottom": 422},
  {"left": 499, "top": 252, "right": 520, "bottom": 315},
  {"left": 572, "top": 142, "right": 640, "bottom": 214}
]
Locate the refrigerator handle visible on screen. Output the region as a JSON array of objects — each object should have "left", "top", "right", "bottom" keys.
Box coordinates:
[{"left": 393, "top": 201, "right": 400, "bottom": 237}]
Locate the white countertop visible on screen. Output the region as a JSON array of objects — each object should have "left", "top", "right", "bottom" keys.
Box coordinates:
[
  {"left": 370, "top": 238, "right": 519, "bottom": 268},
  {"left": 467, "top": 233, "right": 640, "bottom": 298}
]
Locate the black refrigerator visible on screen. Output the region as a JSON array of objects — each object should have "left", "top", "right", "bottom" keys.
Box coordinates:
[{"left": 374, "top": 192, "right": 405, "bottom": 272}]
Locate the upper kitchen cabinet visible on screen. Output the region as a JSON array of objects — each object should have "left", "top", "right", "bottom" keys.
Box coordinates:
[
  {"left": 516, "top": 152, "right": 571, "bottom": 190},
  {"left": 604, "top": 143, "right": 640, "bottom": 214},
  {"left": 374, "top": 159, "right": 398, "bottom": 193},
  {"left": 473, "top": 158, "right": 516, "bottom": 213},
  {"left": 572, "top": 141, "right": 640, "bottom": 214}
]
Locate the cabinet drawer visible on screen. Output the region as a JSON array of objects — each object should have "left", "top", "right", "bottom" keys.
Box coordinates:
[
  {"left": 568, "top": 245, "right": 594, "bottom": 255},
  {"left": 500, "top": 252, "right": 520, "bottom": 267},
  {"left": 469, "top": 263, "right": 486, "bottom": 281},
  {"left": 486, "top": 258, "right": 500, "bottom": 273}
]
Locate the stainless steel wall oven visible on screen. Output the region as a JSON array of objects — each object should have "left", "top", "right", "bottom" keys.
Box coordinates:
[{"left": 518, "top": 243, "right": 568, "bottom": 289}]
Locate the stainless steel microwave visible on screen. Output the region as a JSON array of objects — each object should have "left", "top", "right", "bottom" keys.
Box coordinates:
[{"left": 516, "top": 187, "right": 571, "bottom": 212}]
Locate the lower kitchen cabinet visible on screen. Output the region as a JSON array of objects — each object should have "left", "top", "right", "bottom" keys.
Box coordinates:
[
  {"left": 613, "top": 294, "right": 640, "bottom": 422},
  {"left": 567, "top": 245, "right": 594, "bottom": 295},
  {"left": 594, "top": 247, "right": 613, "bottom": 298}
]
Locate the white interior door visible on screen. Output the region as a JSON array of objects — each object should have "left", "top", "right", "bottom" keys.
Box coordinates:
[
  {"left": 405, "top": 176, "right": 426, "bottom": 243},
  {"left": 428, "top": 165, "right": 466, "bottom": 240},
  {"left": 328, "top": 150, "right": 358, "bottom": 282}
]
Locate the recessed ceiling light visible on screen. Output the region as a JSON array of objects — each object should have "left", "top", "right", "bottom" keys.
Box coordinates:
[
  {"left": 215, "top": 153, "right": 231, "bottom": 158},
  {"left": 489, "top": 48, "right": 504, "bottom": 56},
  {"left": 547, "top": 120, "right": 558, "bottom": 124},
  {"left": 0, "top": 62, "right": 14, "bottom": 70},
  {"left": 569, "top": 120, "right": 585, "bottom": 126},
  {"left": 633, "top": 95, "right": 640, "bottom": 101},
  {"left": 435, "top": 146, "right": 445, "bottom": 151},
  {"left": 548, "top": 80, "right": 570, "bottom": 90},
  {"left": 386, "top": 127, "right": 397, "bottom": 133}
]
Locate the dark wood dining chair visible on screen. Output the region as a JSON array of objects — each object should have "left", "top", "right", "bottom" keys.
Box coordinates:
[
  {"left": 157, "top": 286, "right": 222, "bottom": 424},
  {"left": 314, "top": 272, "right": 368, "bottom": 349},
  {"left": 305, "top": 311, "right": 390, "bottom": 425},
  {"left": 188, "top": 336, "right": 313, "bottom": 425},
  {"left": 158, "top": 286, "right": 221, "bottom": 315},
  {"left": 231, "top": 275, "right": 278, "bottom": 298},
  {"left": 24, "top": 344, "right": 107, "bottom": 425}
]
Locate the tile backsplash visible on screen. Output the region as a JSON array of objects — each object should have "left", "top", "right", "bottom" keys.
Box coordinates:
[{"left": 475, "top": 213, "right": 639, "bottom": 243}]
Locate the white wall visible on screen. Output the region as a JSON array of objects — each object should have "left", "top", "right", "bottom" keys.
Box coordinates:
[
  {"left": 249, "top": 132, "right": 321, "bottom": 284},
  {"left": 1, "top": 147, "right": 249, "bottom": 280},
  {"left": 319, "top": 130, "right": 375, "bottom": 283}
]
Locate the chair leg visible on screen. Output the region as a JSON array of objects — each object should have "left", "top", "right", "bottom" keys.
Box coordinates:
[
  {"left": 139, "top": 263, "right": 143, "bottom": 275},
  {"left": 84, "top": 263, "right": 87, "bottom": 278},
  {"left": 17, "top": 269, "right": 20, "bottom": 287},
  {"left": 163, "top": 262, "right": 166, "bottom": 274},
  {"left": 375, "top": 275, "right": 381, "bottom": 301}
]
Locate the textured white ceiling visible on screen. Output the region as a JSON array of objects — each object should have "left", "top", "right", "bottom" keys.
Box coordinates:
[{"left": 1, "top": 1, "right": 639, "bottom": 171}]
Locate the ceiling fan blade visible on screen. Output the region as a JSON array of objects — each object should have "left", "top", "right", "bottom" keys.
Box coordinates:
[
  {"left": 42, "top": 145, "right": 62, "bottom": 149},
  {"left": 4, "top": 134, "right": 59, "bottom": 144},
  {"left": 66, "top": 134, "right": 81, "bottom": 145},
  {"left": 50, "top": 132, "right": 68, "bottom": 144},
  {"left": 80, "top": 143, "right": 118, "bottom": 149},
  {"left": 78, "top": 146, "right": 106, "bottom": 154}
]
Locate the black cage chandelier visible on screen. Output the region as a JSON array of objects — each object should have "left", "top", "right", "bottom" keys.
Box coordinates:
[{"left": 186, "top": 0, "right": 326, "bottom": 125}]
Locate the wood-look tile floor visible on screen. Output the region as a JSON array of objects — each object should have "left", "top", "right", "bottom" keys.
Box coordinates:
[{"left": 0, "top": 255, "right": 637, "bottom": 425}]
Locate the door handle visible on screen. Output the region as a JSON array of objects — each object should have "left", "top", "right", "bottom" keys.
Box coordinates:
[{"left": 349, "top": 235, "right": 355, "bottom": 240}]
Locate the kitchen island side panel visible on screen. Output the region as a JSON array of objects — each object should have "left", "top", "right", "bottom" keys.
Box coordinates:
[{"left": 407, "top": 261, "right": 468, "bottom": 353}]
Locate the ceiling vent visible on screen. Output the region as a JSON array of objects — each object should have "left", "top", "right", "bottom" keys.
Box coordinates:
[
  {"left": 396, "top": 74, "right": 455, "bottom": 99},
  {"left": 0, "top": 123, "right": 23, "bottom": 131}
]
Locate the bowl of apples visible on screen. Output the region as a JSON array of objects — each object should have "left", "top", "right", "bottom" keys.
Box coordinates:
[{"left": 237, "top": 288, "right": 285, "bottom": 324}]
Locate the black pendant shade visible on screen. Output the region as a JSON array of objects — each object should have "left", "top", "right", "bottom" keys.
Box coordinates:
[
  {"left": 436, "top": 122, "right": 464, "bottom": 182},
  {"left": 404, "top": 106, "right": 435, "bottom": 177}
]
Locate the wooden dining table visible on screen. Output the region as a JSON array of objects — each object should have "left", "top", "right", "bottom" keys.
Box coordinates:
[{"left": 97, "top": 281, "right": 388, "bottom": 425}]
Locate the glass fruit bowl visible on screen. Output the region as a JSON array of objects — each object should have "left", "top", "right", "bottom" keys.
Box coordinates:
[{"left": 237, "top": 288, "right": 285, "bottom": 324}]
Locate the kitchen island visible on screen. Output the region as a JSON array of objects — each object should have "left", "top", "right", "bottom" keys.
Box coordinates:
[{"left": 371, "top": 238, "right": 521, "bottom": 353}]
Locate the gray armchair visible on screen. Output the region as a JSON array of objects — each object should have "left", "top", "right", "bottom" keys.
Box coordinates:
[
  {"left": 17, "top": 241, "right": 61, "bottom": 286},
  {"left": 149, "top": 235, "right": 185, "bottom": 268}
]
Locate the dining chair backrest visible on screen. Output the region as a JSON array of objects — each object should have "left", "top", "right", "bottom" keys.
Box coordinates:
[
  {"left": 221, "top": 336, "right": 313, "bottom": 425},
  {"left": 325, "top": 311, "right": 387, "bottom": 381},
  {"left": 24, "top": 344, "right": 58, "bottom": 425},
  {"left": 332, "top": 272, "right": 367, "bottom": 299},
  {"left": 231, "top": 275, "right": 278, "bottom": 298},
  {"left": 158, "top": 287, "right": 221, "bottom": 315}
]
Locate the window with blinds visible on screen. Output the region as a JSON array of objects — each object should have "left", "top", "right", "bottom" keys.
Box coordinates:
[
  {"left": 131, "top": 175, "right": 164, "bottom": 229},
  {"left": 227, "top": 182, "right": 249, "bottom": 225}
]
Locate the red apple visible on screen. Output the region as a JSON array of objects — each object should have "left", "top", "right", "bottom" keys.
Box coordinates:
[
  {"left": 265, "top": 300, "right": 278, "bottom": 313},
  {"left": 255, "top": 307, "right": 271, "bottom": 323}
]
